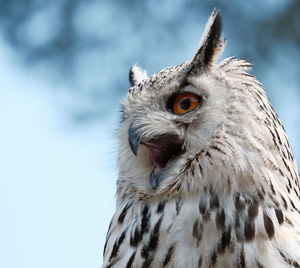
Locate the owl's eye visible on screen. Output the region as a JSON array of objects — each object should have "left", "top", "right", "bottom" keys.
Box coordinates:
[{"left": 169, "top": 93, "right": 200, "bottom": 114}]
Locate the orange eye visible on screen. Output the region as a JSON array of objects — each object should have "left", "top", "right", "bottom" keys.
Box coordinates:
[{"left": 172, "top": 93, "right": 200, "bottom": 114}]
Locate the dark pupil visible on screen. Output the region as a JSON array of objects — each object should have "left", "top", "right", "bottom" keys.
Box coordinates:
[{"left": 180, "top": 98, "right": 191, "bottom": 110}]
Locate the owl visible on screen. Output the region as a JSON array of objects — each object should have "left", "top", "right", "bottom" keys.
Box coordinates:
[{"left": 102, "top": 9, "right": 300, "bottom": 268}]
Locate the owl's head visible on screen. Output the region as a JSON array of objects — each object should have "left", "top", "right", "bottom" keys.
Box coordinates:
[{"left": 117, "top": 10, "right": 282, "bottom": 200}]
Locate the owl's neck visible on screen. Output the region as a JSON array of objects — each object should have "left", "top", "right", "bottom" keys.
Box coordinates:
[{"left": 104, "top": 186, "right": 300, "bottom": 267}]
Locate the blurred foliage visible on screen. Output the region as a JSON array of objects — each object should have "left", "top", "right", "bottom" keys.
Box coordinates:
[{"left": 0, "top": 0, "right": 299, "bottom": 122}]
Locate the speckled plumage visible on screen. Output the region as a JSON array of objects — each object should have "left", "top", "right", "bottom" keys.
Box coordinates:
[{"left": 102, "top": 10, "right": 300, "bottom": 268}]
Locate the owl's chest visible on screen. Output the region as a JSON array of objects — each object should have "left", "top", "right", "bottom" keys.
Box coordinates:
[{"left": 103, "top": 197, "right": 241, "bottom": 268}]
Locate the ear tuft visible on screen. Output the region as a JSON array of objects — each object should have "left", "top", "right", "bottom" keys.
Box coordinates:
[
  {"left": 191, "top": 9, "right": 225, "bottom": 72},
  {"left": 129, "top": 64, "right": 148, "bottom": 87}
]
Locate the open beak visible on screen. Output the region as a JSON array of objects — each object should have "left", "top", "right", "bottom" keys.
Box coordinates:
[{"left": 128, "top": 122, "right": 185, "bottom": 189}]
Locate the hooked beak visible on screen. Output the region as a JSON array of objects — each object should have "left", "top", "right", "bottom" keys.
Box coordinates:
[
  {"left": 128, "top": 122, "right": 142, "bottom": 156},
  {"left": 128, "top": 122, "right": 185, "bottom": 189}
]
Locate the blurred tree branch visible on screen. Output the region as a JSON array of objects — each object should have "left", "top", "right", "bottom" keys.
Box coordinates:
[{"left": 0, "top": 0, "right": 298, "bottom": 122}]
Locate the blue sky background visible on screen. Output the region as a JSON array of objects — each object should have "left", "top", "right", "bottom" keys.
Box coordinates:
[
  {"left": 0, "top": 38, "right": 117, "bottom": 267},
  {"left": 0, "top": 1, "right": 299, "bottom": 267}
]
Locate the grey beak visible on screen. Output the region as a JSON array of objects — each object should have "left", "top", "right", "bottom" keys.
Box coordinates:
[{"left": 128, "top": 122, "right": 142, "bottom": 155}]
